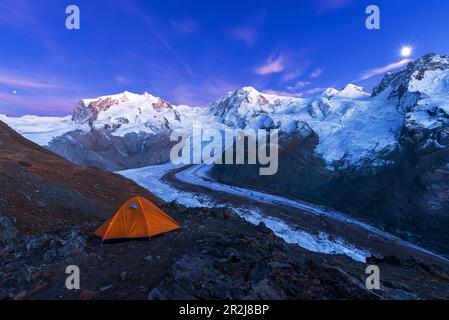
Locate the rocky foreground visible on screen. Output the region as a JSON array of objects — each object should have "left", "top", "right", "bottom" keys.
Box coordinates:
[
  {"left": 1, "top": 120, "right": 449, "bottom": 299},
  {"left": 2, "top": 202, "right": 449, "bottom": 300}
]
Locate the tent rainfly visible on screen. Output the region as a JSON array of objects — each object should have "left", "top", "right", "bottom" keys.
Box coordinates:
[{"left": 96, "top": 196, "right": 180, "bottom": 240}]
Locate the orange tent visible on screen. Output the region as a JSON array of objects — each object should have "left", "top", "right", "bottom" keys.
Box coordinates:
[{"left": 96, "top": 196, "right": 180, "bottom": 240}]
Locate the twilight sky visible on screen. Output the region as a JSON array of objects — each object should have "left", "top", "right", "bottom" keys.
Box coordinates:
[{"left": 1, "top": 0, "right": 449, "bottom": 116}]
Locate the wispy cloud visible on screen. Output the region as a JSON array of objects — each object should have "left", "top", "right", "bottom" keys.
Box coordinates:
[
  {"left": 0, "top": 92, "right": 75, "bottom": 115},
  {"left": 255, "top": 54, "right": 285, "bottom": 75},
  {"left": 263, "top": 89, "right": 304, "bottom": 98},
  {"left": 359, "top": 59, "right": 411, "bottom": 81},
  {"left": 114, "top": 75, "right": 132, "bottom": 85},
  {"left": 0, "top": 68, "right": 89, "bottom": 116},
  {"left": 302, "top": 87, "right": 327, "bottom": 95},
  {"left": 170, "top": 19, "right": 200, "bottom": 35},
  {"left": 0, "top": 70, "right": 60, "bottom": 89},
  {"left": 0, "top": 71, "right": 57, "bottom": 89},
  {"left": 310, "top": 67, "right": 324, "bottom": 78},
  {"left": 0, "top": 0, "right": 64, "bottom": 59},
  {"left": 228, "top": 27, "right": 259, "bottom": 47},
  {"left": 287, "top": 81, "right": 311, "bottom": 90},
  {"left": 172, "top": 79, "right": 239, "bottom": 107},
  {"left": 282, "top": 66, "right": 308, "bottom": 82},
  {"left": 227, "top": 11, "right": 266, "bottom": 47},
  {"left": 117, "top": 1, "right": 196, "bottom": 77},
  {"left": 0, "top": 0, "right": 38, "bottom": 29},
  {"left": 315, "top": 0, "right": 354, "bottom": 14}
]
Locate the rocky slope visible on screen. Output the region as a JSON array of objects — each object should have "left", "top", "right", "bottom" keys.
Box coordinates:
[
  {"left": 0, "top": 120, "right": 161, "bottom": 236},
  {"left": 3, "top": 200, "right": 449, "bottom": 300}
]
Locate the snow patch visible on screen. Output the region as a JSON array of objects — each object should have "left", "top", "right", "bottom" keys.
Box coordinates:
[
  {"left": 234, "top": 208, "right": 369, "bottom": 262},
  {"left": 0, "top": 114, "right": 88, "bottom": 145},
  {"left": 118, "top": 163, "right": 214, "bottom": 208}
]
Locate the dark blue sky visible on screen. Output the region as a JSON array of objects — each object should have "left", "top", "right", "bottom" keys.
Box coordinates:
[{"left": 1, "top": 0, "right": 448, "bottom": 116}]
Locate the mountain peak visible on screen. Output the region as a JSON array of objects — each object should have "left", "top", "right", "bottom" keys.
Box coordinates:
[
  {"left": 80, "top": 91, "right": 142, "bottom": 106},
  {"left": 72, "top": 91, "right": 175, "bottom": 125},
  {"left": 236, "top": 86, "right": 260, "bottom": 95},
  {"left": 321, "top": 87, "right": 340, "bottom": 99},
  {"left": 336, "top": 84, "right": 369, "bottom": 98},
  {"left": 373, "top": 53, "right": 449, "bottom": 99}
]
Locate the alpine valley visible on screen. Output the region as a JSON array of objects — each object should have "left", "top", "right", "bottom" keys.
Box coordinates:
[{"left": 2, "top": 54, "right": 449, "bottom": 299}]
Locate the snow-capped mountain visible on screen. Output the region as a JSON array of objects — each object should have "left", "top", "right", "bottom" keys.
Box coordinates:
[
  {"left": 209, "top": 83, "right": 399, "bottom": 168},
  {"left": 209, "top": 86, "right": 306, "bottom": 129},
  {"left": 1, "top": 53, "right": 448, "bottom": 171},
  {"left": 210, "top": 54, "right": 449, "bottom": 257},
  {"left": 373, "top": 54, "right": 449, "bottom": 154},
  {"left": 72, "top": 91, "right": 188, "bottom": 137}
]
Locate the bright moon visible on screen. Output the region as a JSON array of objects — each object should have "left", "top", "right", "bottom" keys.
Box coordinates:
[{"left": 401, "top": 46, "right": 412, "bottom": 58}]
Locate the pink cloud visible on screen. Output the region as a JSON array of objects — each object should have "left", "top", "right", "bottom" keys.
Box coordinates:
[
  {"left": 289, "top": 81, "right": 311, "bottom": 89},
  {"left": 282, "top": 67, "right": 307, "bottom": 82},
  {"left": 0, "top": 72, "right": 58, "bottom": 89},
  {"left": 296, "top": 81, "right": 311, "bottom": 88},
  {"left": 227, "top": 10, "right": 266, "bottom": 47},
  {"left": 310, "top": 67, "right": 324, "bottom": 78},
  {"left": 0, "top": 92, "right": 75, "bottom": 115},
  {"left": 228, "top": 26, "right": 259, "bottom": 47},
  {"left": 255, "top": 55, "right": 285, "bottom": 75},
  {"left": 170, "top": 19, "right": 200, "bottom": 35}
]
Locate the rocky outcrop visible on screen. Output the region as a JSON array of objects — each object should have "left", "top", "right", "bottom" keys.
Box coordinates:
[
  {"left": 145, "top": 205, "right": 449, "bottom": 300},
  {"left": 48, "top": 130, "right": 176, "bottom": 171},
  {"left": 372, "top": 54, "right": 449, "bottom": 155},
  {"left": 3, "top": 202, "right": 448, "bottom": 300},
  {"left": 0, "top": 212, "right": 17, "bottom": 251},
  {"left": 373, "top": 54, "right": 449, "bottom": 103}
]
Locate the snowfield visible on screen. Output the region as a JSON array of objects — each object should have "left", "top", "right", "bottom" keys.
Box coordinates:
[{"left": 0, "top": 114, "right": 88, "bottom": 146}]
